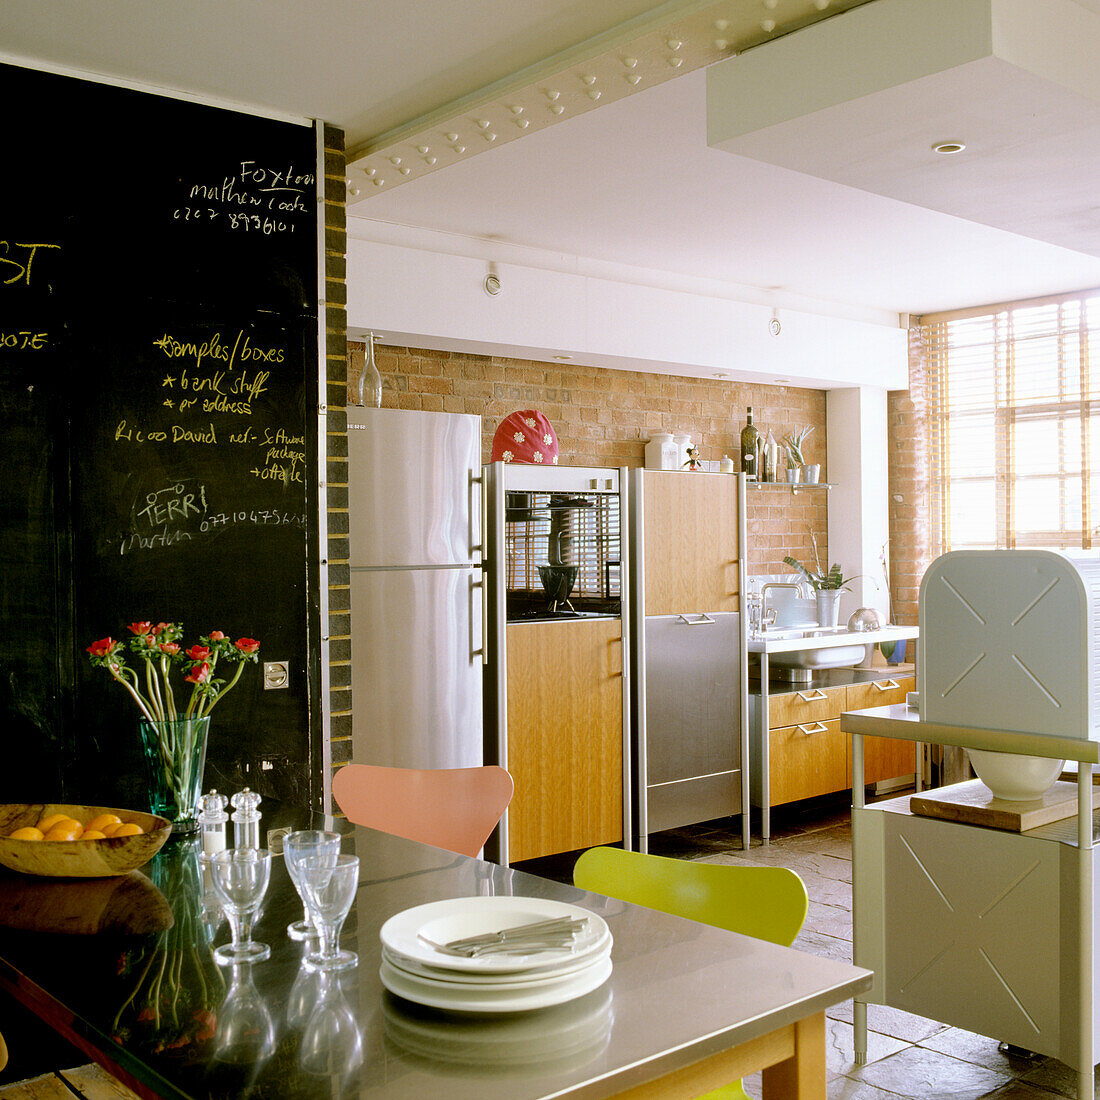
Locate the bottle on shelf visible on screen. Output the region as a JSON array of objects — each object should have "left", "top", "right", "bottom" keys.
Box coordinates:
[
  {"left": 764, "top": 431, "right": 779, "bottom": 482},
  {"left": 740, "top": 408, "right": 760, "bottom": 480}
]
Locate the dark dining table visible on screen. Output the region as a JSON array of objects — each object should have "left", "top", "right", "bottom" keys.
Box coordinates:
[{"left": 0, "top": 806, "right": 871, "bottom": 1099}]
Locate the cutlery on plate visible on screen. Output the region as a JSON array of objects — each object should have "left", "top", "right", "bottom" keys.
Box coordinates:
[{"left": 418, "top": 915, "right": 589, "bottom": 957}]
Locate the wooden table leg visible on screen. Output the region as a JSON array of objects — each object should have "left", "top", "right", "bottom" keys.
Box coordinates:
[{"left": 761, "top": 1012, "right": 826, "bottom": 1100}]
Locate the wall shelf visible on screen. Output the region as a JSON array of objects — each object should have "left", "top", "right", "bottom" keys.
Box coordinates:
[{"left": 748, "top": 481, "right": 833, "bottom": 496}]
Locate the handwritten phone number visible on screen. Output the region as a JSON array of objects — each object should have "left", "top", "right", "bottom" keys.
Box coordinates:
[
  {"left": 173, "top": 208, "right": 295, "bottom": 235},
  {"left": 200, "top": 510, "right": 306, "bottom": 532}
]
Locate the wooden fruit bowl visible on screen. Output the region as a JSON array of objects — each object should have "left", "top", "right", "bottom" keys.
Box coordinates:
[{"left": 0, "top": 804, "right": 172, "bottom": 878}]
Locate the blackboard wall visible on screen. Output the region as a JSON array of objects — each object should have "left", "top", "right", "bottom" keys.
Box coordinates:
[{"left": 0, "top": 61, "right": 322, "bottom": 807}]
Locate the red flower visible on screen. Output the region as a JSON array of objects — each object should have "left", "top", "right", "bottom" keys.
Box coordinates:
[
  {"left": 185, "top": 645, "right": 210, "bottom": 662},
  {"left": 87, "top": 637, "right": 117, "bottom": 658},
  {"left": 127, "top": 622, "right": 152, "bottom": 635},
  {"left": 141, "top": 633, "right": 159, "bottom": 648},
  {"left": 152, "top": 622, "right": 170, "bottom": 635},
  {"left": 159, "top": 642, "right": 180, "bottom": 655},
  {"left": 235, "top": 638, "right": 260, "bottom": 655},
  {"left": 185, "top": 662, "right": 211, "bottom": 684},
  {"left": 208, "top": 630, "right": 225, "bottom": 641}
]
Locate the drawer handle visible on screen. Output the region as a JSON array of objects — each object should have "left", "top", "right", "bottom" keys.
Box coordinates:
[
  {"left": 796, "top": 689, "right": 827, "bottom": 702},
  {"left": 872, "top": 679, "right": 900, "bottom": 692},
  {"left": 678, "top": 613, "right": 716, "bottom": 626},
  {"left": 796, "top": 722, "right": 829, "bottom": 736}
]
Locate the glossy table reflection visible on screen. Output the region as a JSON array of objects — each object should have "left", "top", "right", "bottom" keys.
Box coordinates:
[{"left": 0, "top": 808, "right": 871, "bottom": 1099}]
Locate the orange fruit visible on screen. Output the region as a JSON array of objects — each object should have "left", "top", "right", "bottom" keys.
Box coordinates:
[
  {"left": 43, "top": 820, "right": 84, "bottom": 841},
  {"left": 36, "top": 813, "right": 74, "bottom": 832},
  {"left": 111, "top": 822, "right": 143, "bottom": 837},
  {"left": 9, "top": 826, "right": 44, "bottom": 841},
  {"left": 81, "top": 829, "right": 107, "bottom": 840},
  {"left": 86, "top": 813, "right": 121, "bottom": 833},
  {"left": 100, "top": 821, "right": 124, "bottom": 836}
]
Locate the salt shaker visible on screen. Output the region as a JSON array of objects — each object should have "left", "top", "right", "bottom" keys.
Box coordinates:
[
  {"left": 231, "top": 788, "right": 262, "bottom": 849},
  {"left": 198, "top": 790, "right": 229, "bottom": 861}
]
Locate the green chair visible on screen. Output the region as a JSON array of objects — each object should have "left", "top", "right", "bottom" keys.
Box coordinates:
[{"left": 573, "top": 846, "right": 809, "bottom": 1100}]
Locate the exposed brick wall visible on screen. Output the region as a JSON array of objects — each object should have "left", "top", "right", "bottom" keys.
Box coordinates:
[
  {"left": 885, "top": 327, "right": 934, "bottom": 659},
  {"left": 348, "top": 343, "right": 830, "bottom": 574},
  {"left": 322, "top": 125, "right": 352, "bottom": 796}
]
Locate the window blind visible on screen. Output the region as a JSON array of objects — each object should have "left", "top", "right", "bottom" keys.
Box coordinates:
[{"left": 920, "top": 289, "right": 1100, "bottom": 553}]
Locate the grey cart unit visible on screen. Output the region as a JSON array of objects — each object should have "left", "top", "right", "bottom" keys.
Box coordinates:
[{"left": 845, "top": 705, "right": 1100, "bottom": 1100}]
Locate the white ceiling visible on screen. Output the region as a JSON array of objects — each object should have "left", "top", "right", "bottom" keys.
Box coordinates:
[{"left": 6, "top": 0, "right": 1100, "bottom": 350}]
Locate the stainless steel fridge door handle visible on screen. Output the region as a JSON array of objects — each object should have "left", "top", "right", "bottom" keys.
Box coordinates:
[
  {"left": 677, "top": 613, "right": 716, "bottom": 625},
  {"left": 471, "top": 572, "right": 486, "bottom": 666},
  {"left": 796, "top": 722, "right": 829, "bottom": 736},
  {"left": 469, "top": 470, "right": 483, "bottom": 558},
  {"left": 796, "top": 689, "right": 827, "bottom": 702},
  {"left": 872, "top": 678, "right": 900, "bottom": 691}
]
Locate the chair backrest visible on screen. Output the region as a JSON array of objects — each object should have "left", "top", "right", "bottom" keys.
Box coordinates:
[
  {"left": 573, "top": 846, "right": 808, "bottom": 947},
  {"left": 331, "top": 764, "right": 514, "bottom": 858}
]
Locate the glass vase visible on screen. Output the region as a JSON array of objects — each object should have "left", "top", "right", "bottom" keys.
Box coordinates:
[
  {"left": 357, "top": 331, "right": 382, "bottom": 408},
  {"left": 139, "top": 716, "right": 211, "bottom": 833}
]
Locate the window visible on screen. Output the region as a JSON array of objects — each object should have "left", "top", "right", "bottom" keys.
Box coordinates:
[{"left": 919, "top": 290, "right": 1100, "bottom": 552}]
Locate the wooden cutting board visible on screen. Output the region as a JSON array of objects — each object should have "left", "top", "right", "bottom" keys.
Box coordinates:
[{"left": 910, "top": 779, "right": 1098, "bottom": 832}]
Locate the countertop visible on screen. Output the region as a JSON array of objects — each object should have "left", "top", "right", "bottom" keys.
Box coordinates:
[
  {"left": 746, "top": 624, "right": 919, "bottom": 654},
  {"left": 749, "top": 663, "right": 915, "bottom": 696}
]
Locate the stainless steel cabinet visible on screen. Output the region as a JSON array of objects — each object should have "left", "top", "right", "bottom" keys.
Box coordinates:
[{"left": 642, "top": 612, "right": 742, "bottom": 834}]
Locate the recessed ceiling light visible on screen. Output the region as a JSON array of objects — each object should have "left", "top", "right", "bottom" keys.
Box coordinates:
[
  {"left": 932, "top": 141, "right": 966, "bottom": 155},
  {"left": 553, "top": 354, "right": 572, "bottom": 361},
  {"left": 775, "top": 378, "right": 791, "bottom": 385},
  {"left": 713, "top": 372, "right": 729, "bottom": 379}
]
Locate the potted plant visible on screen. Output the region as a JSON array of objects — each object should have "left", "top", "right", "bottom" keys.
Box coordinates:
[
  {"left": 781, "top": 426, "right": 815, "bottom": 482},
  {"left": 783, "top": 535, "right": 862, "bottom": 626}
]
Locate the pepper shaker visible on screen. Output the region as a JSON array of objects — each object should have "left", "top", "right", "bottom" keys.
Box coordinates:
[{"left": 231, "top": 788, "right": 262, "bottom": 849}]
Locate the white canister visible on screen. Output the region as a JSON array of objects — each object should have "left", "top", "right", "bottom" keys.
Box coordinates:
[
  {"left": 645, "top": 433, "right": 679, "bottom": 470},
  {"left": 673, "top": 432, "right": 692, "bottom": 469}
]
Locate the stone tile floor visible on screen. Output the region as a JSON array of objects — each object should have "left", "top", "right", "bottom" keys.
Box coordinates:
[{"left": 519, "top": 793, "right": 1086, "bottom": 1100}]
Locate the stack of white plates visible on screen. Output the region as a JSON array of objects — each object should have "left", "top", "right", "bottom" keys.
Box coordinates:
[{"left": 379, "top": 896, "right": 612, "bottom": 1013}]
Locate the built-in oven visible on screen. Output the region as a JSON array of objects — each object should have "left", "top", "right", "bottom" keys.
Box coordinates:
[{"left": 492, "top": 468, "right": 622, "bottom": 623}]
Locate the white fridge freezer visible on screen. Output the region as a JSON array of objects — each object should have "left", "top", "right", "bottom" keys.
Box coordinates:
[{"left": 346, "top": 407, "right": 484, "bottom": 772}]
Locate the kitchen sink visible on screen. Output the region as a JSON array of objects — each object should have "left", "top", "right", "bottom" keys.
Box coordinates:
[{"left": 768, "top": 644, "right": 868, "bottom": 676}]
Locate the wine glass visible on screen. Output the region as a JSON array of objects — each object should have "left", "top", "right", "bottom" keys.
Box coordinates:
[
  {"left": 209, "top": 848, "right": 272, "bottom": 965},
  {"left": 299, "top": 972, "right": 363, "bottom": 1080},
  {"left": 213, "top": 964, "right": 278, "bottom": 1065},
  {"left": 298, "top": 853, "right": 360, "bottom": 972},
  {"left": 283, "top": 830, "right": 342, "bottom": 940}
]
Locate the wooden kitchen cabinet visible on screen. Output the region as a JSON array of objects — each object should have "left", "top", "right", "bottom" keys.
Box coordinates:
[
  {"left": 505, "top": 618, "right": 623, "bottom": 862},
  {"left": 756, "top": 673, "right": 916, "bottom": 810},
  {"left": 846, "top": 675, "right": 916, "bottom": 786},
  {"left": 769, "top": 718, "right": 848, "bottom": 806},
  {"left": 641, "top": 471, "right": 739, "bottom": 615}
]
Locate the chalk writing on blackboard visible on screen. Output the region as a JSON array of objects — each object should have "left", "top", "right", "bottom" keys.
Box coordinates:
[
  {"left": 174, "top": 159, "right": 314, "bottom": 234},
  {"left": 119, "top": 477, "right": 306, "bottom": 555},
  {"left": 0, "top": 331, "right": 49, "bottom": 351},
  {"left": 0, "top": 241, "right": 60, "bottom": 286}
]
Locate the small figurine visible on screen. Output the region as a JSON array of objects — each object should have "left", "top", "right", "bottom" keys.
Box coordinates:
[{"left": 682, "top": 445, "right": 703, "bottom": 471}]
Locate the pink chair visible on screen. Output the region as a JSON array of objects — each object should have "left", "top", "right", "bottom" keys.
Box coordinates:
[{"left": 330, "top": 764, "right": 514, "bottom": 857}]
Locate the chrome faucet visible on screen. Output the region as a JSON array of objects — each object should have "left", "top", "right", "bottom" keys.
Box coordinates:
[{"left": 760, "top": 581, "right": 803, "bottom": 630}]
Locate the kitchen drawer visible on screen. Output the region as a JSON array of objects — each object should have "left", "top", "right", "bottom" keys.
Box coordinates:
[
  {"left": 769, "top": 684, "right": 848, "bottom": 729},
  {"left": 847, "top": 675, "right": 916, "bottom": 786},
  {"left": 769, "top": 718, "right": 848, "bottom": 806},
  {"left": 846, "top": 674, "right": 915, "bottom": 712}
]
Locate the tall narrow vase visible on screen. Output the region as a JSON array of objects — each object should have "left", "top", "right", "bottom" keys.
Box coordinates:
[{"left": 139, "top": 716, "right": 211, "bottom": 834}]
